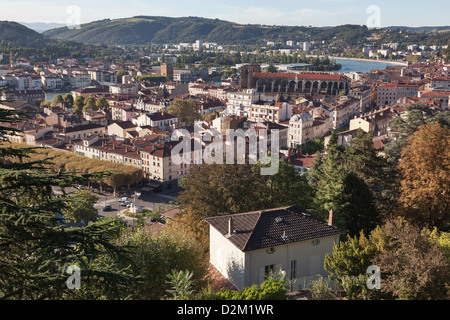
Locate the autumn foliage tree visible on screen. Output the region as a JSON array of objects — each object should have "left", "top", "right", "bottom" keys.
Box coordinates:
[
  {"left": 397, "top": 122, "right": 450, "bottom": 230},
  {"left": 373, "top": 218, "right": 450, "bottom": 300}
]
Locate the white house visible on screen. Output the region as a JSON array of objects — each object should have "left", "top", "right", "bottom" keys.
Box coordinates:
[
  {"left": 288, "top": 113, "right": 314, "bottom": 148},
  {"left": 226, "top": 89, "right": 260, "bottom": 116},
  {"left": 205, "top": 205, "right": 343, "bottom": 291},
  {"left": 249, "top": 101, "right": 293, "bottom": 124},
  {"left": 134, "top": 112, "right": 178, "bottom": 131}
]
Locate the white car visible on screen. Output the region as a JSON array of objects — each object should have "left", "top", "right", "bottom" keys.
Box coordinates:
[{"left": 119, "top": 197, "right": 128, "bottom": 202}]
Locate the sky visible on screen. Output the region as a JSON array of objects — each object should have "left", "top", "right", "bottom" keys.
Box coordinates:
[{"left": 1, "top": 0, "right": 449, "bottom": 28}]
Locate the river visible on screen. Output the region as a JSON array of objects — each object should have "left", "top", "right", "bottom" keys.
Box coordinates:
[
  {"left": 44, "top": 90, "right": 71, "bottom": 102},
  {"left": 332, "top": 58, "right": 406, "bottom": 73}
]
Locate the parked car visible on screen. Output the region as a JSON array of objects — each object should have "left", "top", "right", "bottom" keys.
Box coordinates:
[
  {"left": 121, "top": 201, "right": 132, "bottom": 207},
  {"left": 102, "top": 205, "right": 112, "bottom": 212},
  {"left": 119, "top": 197, "right": 128, "bottom": 203}
]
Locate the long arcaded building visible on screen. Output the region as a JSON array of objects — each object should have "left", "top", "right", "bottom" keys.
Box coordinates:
[{"left": 240, "top": 64, "right": 351, "bottom": 97}]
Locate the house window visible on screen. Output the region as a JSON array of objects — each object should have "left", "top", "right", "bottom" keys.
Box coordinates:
[
  {"left": 290, "top": 260, "right": 297, "bottom": 280},
  {"left": 265, "top": 265, "right": 276, "bottom": 276}
]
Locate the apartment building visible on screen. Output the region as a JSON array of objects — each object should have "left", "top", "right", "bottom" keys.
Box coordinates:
[
  {"left": 226, "top": 89, "right": 260, "bottom": 116},
  {"left": 249, "top": 101, "right": 293, "bottom": 124},
  {"left": 377, "top": 82, "right": 419, "bottom": 107}
]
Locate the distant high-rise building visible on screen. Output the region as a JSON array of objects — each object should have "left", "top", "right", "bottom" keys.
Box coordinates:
[{"left": 303, "top": 42, "right": 310, "bottom": 52}]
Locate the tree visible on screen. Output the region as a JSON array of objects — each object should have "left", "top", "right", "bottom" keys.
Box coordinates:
[
  {"left": 167, "top": 99, "right": 202, "bottom": 127},
  {"left": 265, "top": 63, "right": 277, "bottom": 73},
  {"left": 310, "top": 132, "right": 349, "bottom": 229},
  {"left": 342, "top": 129, "right": 384, "bottom": 233},
  {"left": 344, "top": 129, "right": 384, "bottom": 191},
  {"left": 73, "top": 96, "right": 85, "bottom": 114},
  {"left": 62, "top": 190, "right": 99, "bottom": 226},
  {"left": 116, "top": 70, "right": 129, "bottom": 83},
  {"left": 52, "top": 94, "right": 64, "bottom": 106},
  {"left": 309, "top": 131, "right": 386, "bottom": 236},
  {"left": 40, "top": 100, "right": 52, "bottom": 107},
  {"left": 324, "top": 226, "right": 388, "bottom": 300},
  {"left": 95, "top": 97, "right": 109, "bottom": 110},
  {"left": 83, "top": 97, "right": 97, "bottom": 112},
  {"left": 263, "top": 160, "right": 314, "bottom": 210},
  {"left": 116, "top": 228, "right": 208, "bottom": 300},
  {"left": 382, "top": 104, "right": 449, "bottom": 218},
  {"left": 342, "top": 173, "right": 379, "bottom": 236},
  {"left": 63, "top": 93, "right": 74, "bottom": 105},
  {"left": 373, "top": 218, "right": 450, "bottom": 300},
  {"left": 203, "top": 112, "right": 220, "bottom": 121},
  {"left": 397, "top": 122, "right": 450, "bottom": 230},
  {"left": 384, "top": 103, "right": 450, "bottom": 165},
  {"left": 324, "top": 228, "right": 385, "bottom": 283},
  {"left": 0, "top": 110, "right": 136, "bottom": 299}
]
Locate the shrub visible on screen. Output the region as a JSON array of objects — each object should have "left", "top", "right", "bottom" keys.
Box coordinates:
[{"left": 215, "top": 278, "right": 286, "bottom": 300}]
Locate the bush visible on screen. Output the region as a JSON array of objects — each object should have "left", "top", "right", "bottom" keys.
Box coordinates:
[
  {"left": 309, "top": 276, "right": 336, "bottom": 300},
  {"left": 215, "top": 278, "right": 286, "bottom": 300},
  {"left": 259, "top": 278, "right": 287, "bottom": 300}
]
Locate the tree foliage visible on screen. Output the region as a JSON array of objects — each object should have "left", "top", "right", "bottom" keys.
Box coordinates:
[
  {"left": 167, "top": 99, "right": 202, "bottom": 126},
  {"left": 63, "top": 190, "right": 99, "bottom": 225},
  {"left": 397, "top": 122, "right": 450, "bottom": 230},
  {"left": 373, "top": 218, "right": 450, "bottom": 300},
  {"left": 0, "top": 111, "right": 137, "bottom": 300},
  {"left": 308, "top": 130, "right": 385, "bottom": 236},
  {"left": 115, "top": 228, "right": 208, "bottom": 300},
  {"left": 0, "top": 142, "right": 142, "bottom": 195}
]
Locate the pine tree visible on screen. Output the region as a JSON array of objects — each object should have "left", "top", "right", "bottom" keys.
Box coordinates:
[
  {"left": 0, "top": 110, "right": 136, "bottom": 299},
  {"left": 342, "top": 130, "right": 384, "bottom": 233}
]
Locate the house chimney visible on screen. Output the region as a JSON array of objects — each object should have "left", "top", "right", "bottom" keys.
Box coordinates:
[
  {"left": 228, "top": 217, "right": 234, "bottom": 236},
  {"left": 328, "top": 209, "right": 334, "bottom": 226}
]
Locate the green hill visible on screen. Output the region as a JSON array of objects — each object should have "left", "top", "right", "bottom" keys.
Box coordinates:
[
  {"left": 43, "top": 16, "right": 373, "bottom": 45},
  {"left": 36, "top": 16, "right": 450, "bottom": 48},
  {"left": 0, "top": 21, "right": 52, "bottom": 48}
]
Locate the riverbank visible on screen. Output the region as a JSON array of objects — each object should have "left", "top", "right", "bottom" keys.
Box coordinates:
[
  {"left": 306, "top": 54, "right": 407, "bottom": 66},
  {"left": 329, "top": 56, "right": 408, "bottom": 66}
]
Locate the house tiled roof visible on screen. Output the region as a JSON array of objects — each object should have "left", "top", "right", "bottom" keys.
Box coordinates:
[
  {"left": 205, "top": 205, "right": 343, "bottom": 252},
  {"left": 148, "top": 112, "right": 177, "bottom": 121},
  {"left": 64, "top": 123, "right": 105, "bottom": 133},
  {"left": 110, "top": 120, "right": 137, "bottom": 129},
  {"left": 207, "top": 264, "right": 237, "bottom": 294}
]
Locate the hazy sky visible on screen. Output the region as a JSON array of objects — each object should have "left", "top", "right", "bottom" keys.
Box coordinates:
[{"left": 1, "top": 0, "right": 449, "bottom": 27}]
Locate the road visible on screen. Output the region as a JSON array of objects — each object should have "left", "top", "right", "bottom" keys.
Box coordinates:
[{"left": 53, "top": 186, "right": 178, "bottom": 227}]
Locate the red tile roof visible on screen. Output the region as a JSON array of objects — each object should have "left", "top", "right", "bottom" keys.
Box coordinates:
[
  {"left": 253, "top": 72, "right": 347, "bottom": 81},
  {"left": 207, "top": 264, "right": 237, "bottom": 294}
]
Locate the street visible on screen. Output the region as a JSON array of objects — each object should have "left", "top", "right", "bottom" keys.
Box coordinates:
[{"left": 53, "top": 186, "right": 178, "bottom": 227}]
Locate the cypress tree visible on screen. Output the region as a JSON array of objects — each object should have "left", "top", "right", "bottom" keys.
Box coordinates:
[{"left": 311, "top": 132, "right": 349, "bottom": 231}]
